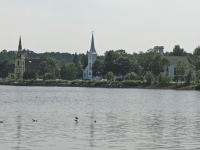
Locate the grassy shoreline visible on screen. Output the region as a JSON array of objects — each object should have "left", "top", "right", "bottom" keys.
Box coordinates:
[{"left": 0, "top": 80, "right": 199, "bottom": 90}]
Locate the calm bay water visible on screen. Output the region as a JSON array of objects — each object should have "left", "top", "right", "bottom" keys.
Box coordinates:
[{"left": 0, "top": 86, "right": 200, "bottom": 150}]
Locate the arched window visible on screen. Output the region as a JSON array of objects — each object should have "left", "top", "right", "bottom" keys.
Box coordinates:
[{"left": 18, "top": 61, "right": 19, "bottom": 65}]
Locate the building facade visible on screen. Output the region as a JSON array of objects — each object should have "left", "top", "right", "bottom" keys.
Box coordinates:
[
  {"left": 8, "top": 37, "right": 25, "bottom": 79},
  {"left": 8, "top": 37, "right": 44, "bottom": 79},
  {"left": 83, "top": 33, "right": 98, "bottom": 80}
]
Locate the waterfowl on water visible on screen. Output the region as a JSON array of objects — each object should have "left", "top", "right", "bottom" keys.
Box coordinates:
[
  {"left": 0, "top": 120, "right": 4, "bottom": 123},
  {"left": 94, "top": 120, "right": 96, "bottom": 123},
  {"left": 75, "top": 120, "right": 78, "bottom": 122},
  {"left": 75, "top": 117, "right": 79, "bottom": 120},
  {"left": 32, "top": 119, "right": 37, "bottom": 122}
]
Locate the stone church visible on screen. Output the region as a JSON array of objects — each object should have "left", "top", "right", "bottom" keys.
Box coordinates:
[
  {"left": 83, "top": 33, "right": 99, "bottom": 80},
  {"left": 8, "top": 37, "right": 44, "bottom": 79}
]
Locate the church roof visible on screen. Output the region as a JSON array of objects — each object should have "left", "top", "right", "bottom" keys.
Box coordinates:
[
  {"left": 164, "top": 56, "right": 190, "bottom": 66},
  {"left": 89, "top": 33, "right": 96, "bottom": 53},
  {"left": 164, "top": 56, "right": 196, "bottom": 70},
  {"left": 25, "top": 59, "right": 45, "bottom": 73}
]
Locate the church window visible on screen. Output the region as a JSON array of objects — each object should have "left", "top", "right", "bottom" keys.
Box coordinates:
[
  {"left": 89, "top": 72, "right": 91, "bottom": 75},
  {"left": 18, "top": 61, "right": 20, "bottom": 65},
  {"left": 89, "top": 63, "right": 91, "bottom": 70}
]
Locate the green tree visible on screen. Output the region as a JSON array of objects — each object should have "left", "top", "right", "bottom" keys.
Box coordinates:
[
  {"left": 148, "top": 54, "right": 162, "bottom": 78},
  {"left": 73, "top": 52, "right": 82, "bottom": 79},
  {"left": 145, "top": 71, "right": 154, "bottom": 84},
  {"left": 114, "top": 56, "right": 130, "bottom": 77},
  {"left": 0, "top": 60, "right": 9, "bottom": 78},
  {"left": 161, "top": 57, "right": 170, "bottom": 73},
  {"left": 104, "top": 50, "right": 119, "bottom": 73},
  {"left": 107, "top": 71, "right": 114, "bottom": 81},
  {"left": 194, "top": 46, "right": 200, "bottom": 55},
  {"left": 185, "top": 69, "right": 193, "bottom": 84},
  {"left": 60, "top": 63, "right": 77, "bottom": 80},
  {"left": 194, "top": 56, "right": 200, "bottom": 70},
  {"left": 73, "top": 52, "right": 79, "bottom": 66},
  {"left": 81, "top": 51, "right": 88, "bottom": 70},
  {"left": 171, "top": 45, "right": 187, "bottom": 56},
  {"left": 158, "top": 72, "right": 170, "bottom": 85},
  {"left": 196, "top": 70, "right": 200, "bottom": 83},
  {"left": 138, "top": 51, "right": 156, "bottom": 75},
  {"left": 175, "top": 60, "right": 188, "bottom": 83},
  {"left": 92, "top": 56, "right": 106, "bottom": 77},
  {"left": 38, "top": 58, "right": 59, "bottom": 80}
]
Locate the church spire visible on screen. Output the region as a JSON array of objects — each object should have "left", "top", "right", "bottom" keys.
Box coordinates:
[
  {"left": 18, "top": 36, "right": 22, "bottom": 51},
  {"left": 90, "top": 32, "right": 96, "bottom": 53},
  {"left": 16, "top": 36, "right": 24, "bottom": 59}
]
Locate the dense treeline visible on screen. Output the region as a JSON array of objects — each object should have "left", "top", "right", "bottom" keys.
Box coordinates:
[
  {"left": 1, "top": 45, "right": 200, "bottom": 85},
  {"left": 0, "top": 49, "right": 84, "bottom": 64}
]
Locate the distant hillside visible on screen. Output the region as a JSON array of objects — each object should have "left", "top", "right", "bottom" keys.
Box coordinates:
[{"left": 0, "top": 49, "right": 85, "bottom": 64}]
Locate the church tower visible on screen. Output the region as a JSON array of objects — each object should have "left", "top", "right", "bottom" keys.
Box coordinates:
[
  {"left": 14, "top": 36, "right": 25, "bottom": 79},
  {"left": 83, "top": 33, "right": 98, "bottom": 79}
]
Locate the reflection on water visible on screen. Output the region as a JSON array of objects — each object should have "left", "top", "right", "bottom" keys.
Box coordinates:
[
  {"left": 0, "top": 86, "right": 200, "bottom": 149},
  {"left": 16, "top": 115, "right": 22, "bottom": 150}
]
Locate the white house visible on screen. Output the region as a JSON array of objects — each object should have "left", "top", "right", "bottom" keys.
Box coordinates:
[{"left": 83, "top": 33, "right": 99, "bottom": 80}]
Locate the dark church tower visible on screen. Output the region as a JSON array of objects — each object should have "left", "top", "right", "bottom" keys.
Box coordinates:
[{"left": 14, "top": 36, "right": 25, "bottom": 79}]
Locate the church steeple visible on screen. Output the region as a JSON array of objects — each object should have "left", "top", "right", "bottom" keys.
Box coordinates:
[
  {"left": 16, "top": 36, "right": 24, "bottom": 59},
  {"left": 90, "top": 32, "right": 96, "bottom": 53},
  {"left": 18, "top": 36, "right": 22, "bottom": 50}
]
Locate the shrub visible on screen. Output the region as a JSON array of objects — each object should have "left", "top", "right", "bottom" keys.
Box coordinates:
[
  {"left": 8, "top": 79, "right": 16, "bottom": 83},
  {"left": 158, "top": 72, "right": 171, "bottom": 85},
  {"left": 122, "top": 80, "right": 143, "bottom": 86},
  {"left": 185, "top": 69, "right": 193, "bottom": 85},
  {"left": 95, "top": 81, "right": 108, "bottom": 86},
  {"left": 107, "top": 71, "right": 114, "bottom": 81},
  {"left": 145, "top": 71, "right": 154, "bottom": 85},
  {"left": 196, "top": 70, "right": 200, "bottom": 84},
  {"left": 44, "top": 73, "right": 55, "bottom": 80},
  {"left": 125, "top": 72, "right": 138, "bottom": 80}
]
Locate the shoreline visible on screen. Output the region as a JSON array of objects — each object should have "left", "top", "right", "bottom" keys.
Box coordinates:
[{"left": 0, "top": 82, "right": 199, "bottom": 90}]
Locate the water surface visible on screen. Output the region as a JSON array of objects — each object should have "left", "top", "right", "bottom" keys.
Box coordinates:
[{"left": 0, "top": 86, "right": 200, "bottom": 150}]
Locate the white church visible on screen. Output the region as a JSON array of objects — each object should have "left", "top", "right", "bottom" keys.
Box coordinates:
[{"left": 83, "top": 33, "right": 100, "bottom": 80}]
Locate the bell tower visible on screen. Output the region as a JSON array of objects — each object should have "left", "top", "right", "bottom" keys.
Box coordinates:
[{"left": 14, "top": 36, "right": 25, "bottom": 79}]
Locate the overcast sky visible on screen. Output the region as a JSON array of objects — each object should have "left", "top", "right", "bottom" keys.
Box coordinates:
[{"left": 1, "top": 0, "right": 200, "bottom": 55}]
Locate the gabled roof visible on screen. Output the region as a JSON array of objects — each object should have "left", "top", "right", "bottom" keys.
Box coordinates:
[
  {"left": 164, "top": 56, "right": 196, "bottom": 70},
  {"left": 164, "top": 56, "right": 190, "bottom": 66}
]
